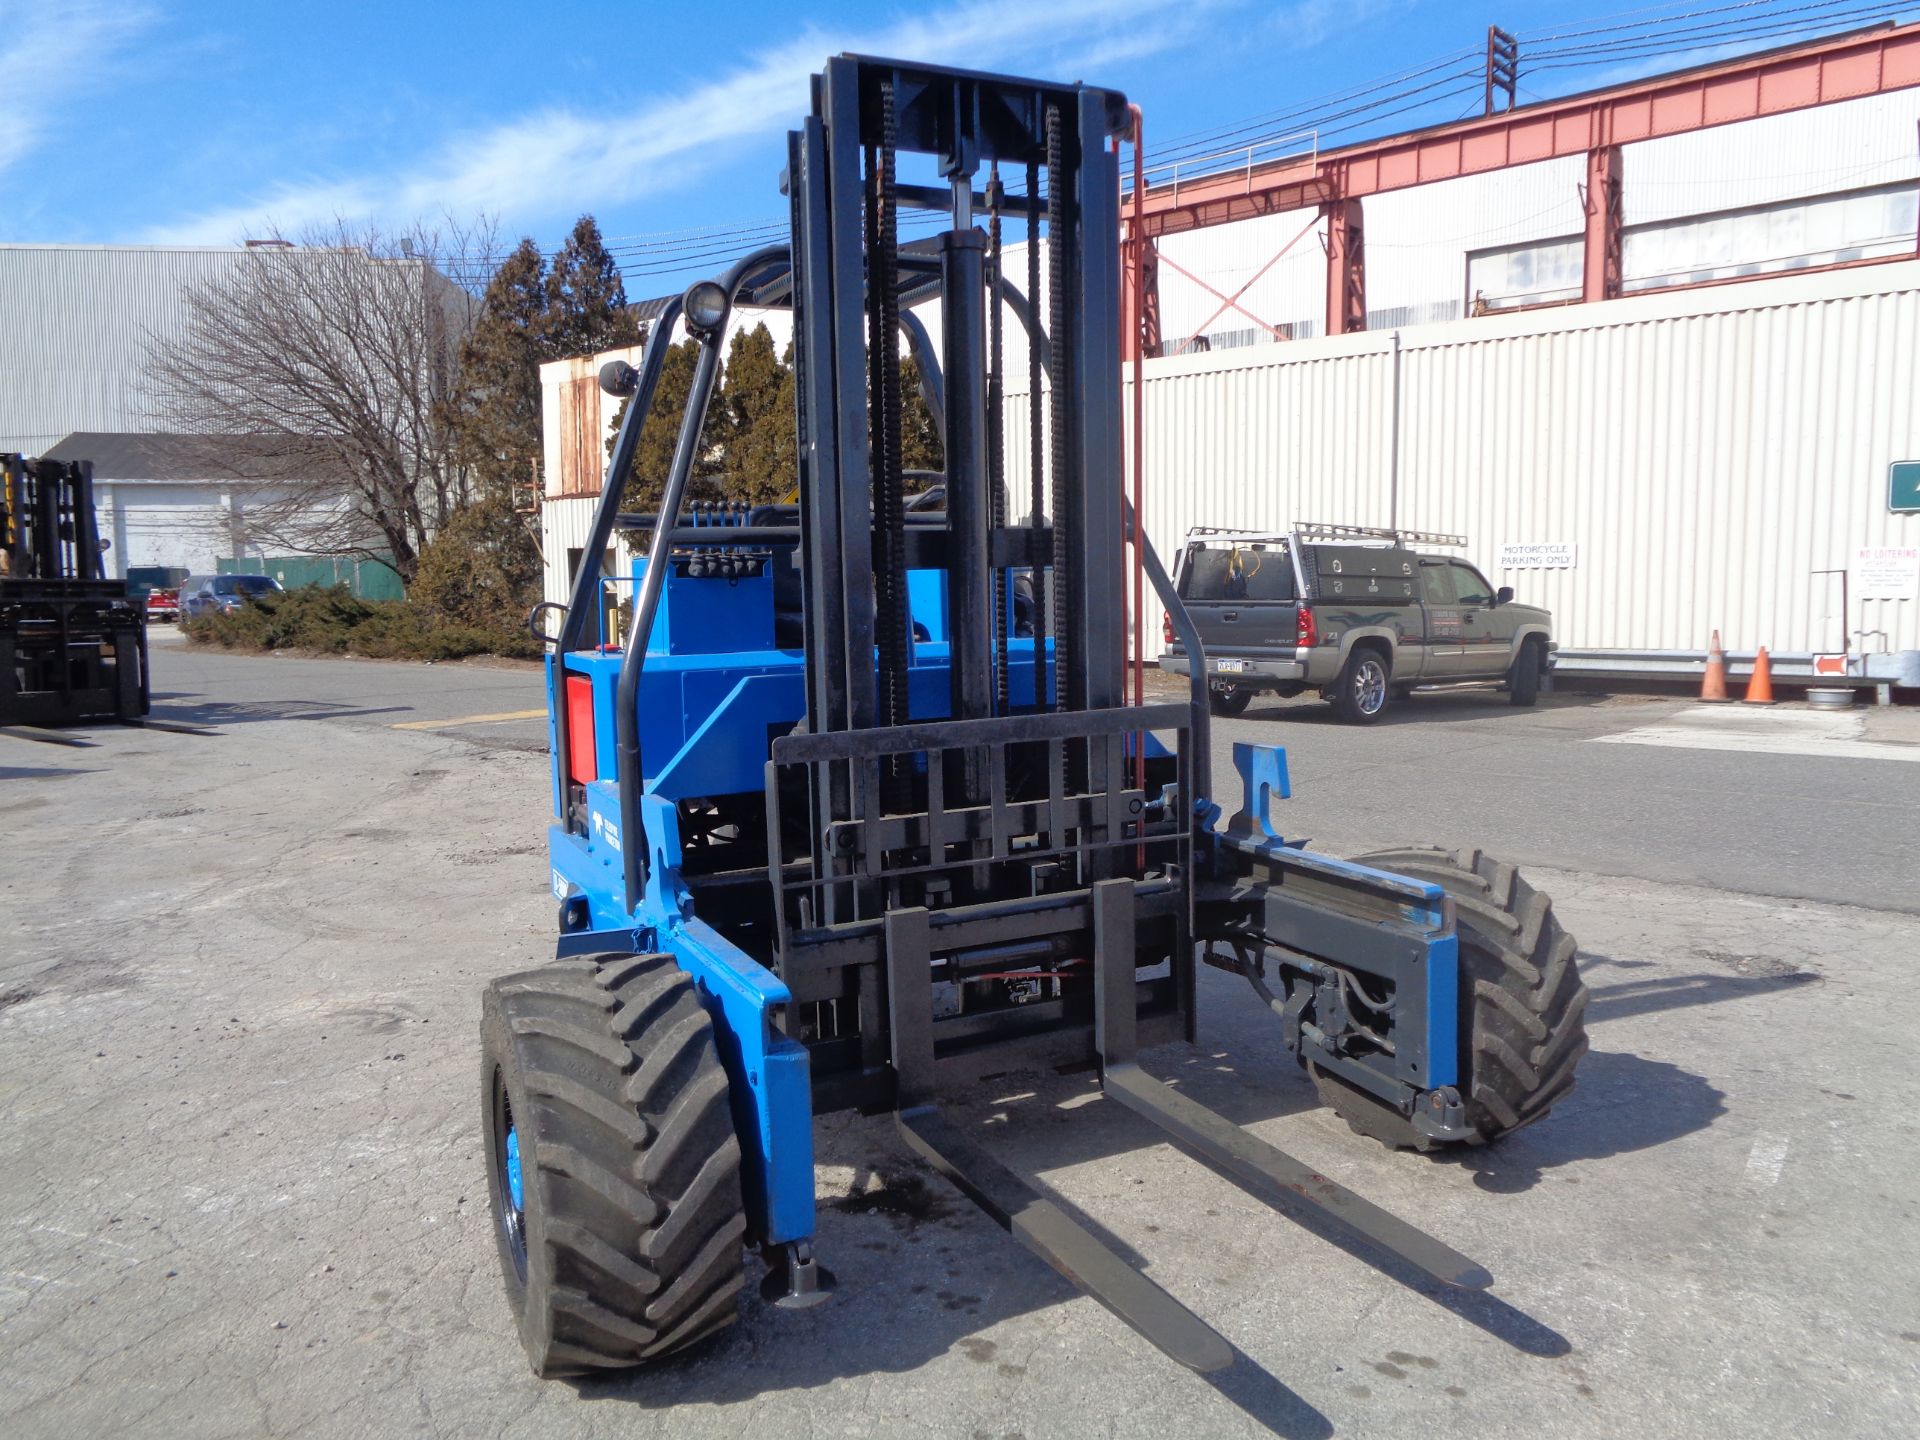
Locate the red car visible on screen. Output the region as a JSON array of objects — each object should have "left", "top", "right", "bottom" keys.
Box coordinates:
[{"left": 145, "top": 587, "right": 180, "bottom": 623}]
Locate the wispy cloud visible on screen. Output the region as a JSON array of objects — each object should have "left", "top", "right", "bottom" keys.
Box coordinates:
[
  {"left": 144, "top": 0, "right": 1214, "bottom": 244},
  {"left": 1267, "top": 0, "right": 1407, "bottom": 50},
  {"left": 0, "top": 1, "right": 155, "bottom": 174}
]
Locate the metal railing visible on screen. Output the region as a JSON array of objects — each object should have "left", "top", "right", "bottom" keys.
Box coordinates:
[{"left": 1131, "top": 130, "right": 1319, "bottom": 203}]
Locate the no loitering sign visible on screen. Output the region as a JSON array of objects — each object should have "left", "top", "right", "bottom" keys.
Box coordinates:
[{"left": 1853, "top": 546, "right": 1920, "bottom": 601}]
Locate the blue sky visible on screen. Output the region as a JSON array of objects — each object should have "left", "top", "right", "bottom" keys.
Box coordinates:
[{"left": 4, "top": 0, "right": 1913, "bottom": 294}]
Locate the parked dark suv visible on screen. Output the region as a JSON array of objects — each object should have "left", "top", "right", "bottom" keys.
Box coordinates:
[
  {"left": 1161, "top": 523, "right": 1555, "bottom": 723},
  {"left": 179, "top": 573, "right": 284, "bottom": 620}
]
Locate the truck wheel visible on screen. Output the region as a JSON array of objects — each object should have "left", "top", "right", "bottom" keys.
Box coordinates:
[
  {"left": 1323, "top": 848, "right": 1588, "bottom": 1149},
  {"left": 482, "top": 955, "right": 746, "bottom": 1377},
  {"left": 1508, "top": 639, "right": 1542, "bottom": 707},
  {"left": 1331, "top": 647, "right": 1391, "bottom": 724},
  {"left": 1208, "top": 684, "right": 1253, "bottom": 718}
]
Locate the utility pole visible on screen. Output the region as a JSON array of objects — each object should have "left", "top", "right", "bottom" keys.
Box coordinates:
[{"left": 1485, "top": 26, "right": 1519, "bottom": 116}]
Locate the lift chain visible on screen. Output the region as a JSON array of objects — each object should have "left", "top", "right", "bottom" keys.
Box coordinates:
[
  {"left": 1025, "top": 156, "right": 1047, "bottom": 700},
  {"left": 868, "top": 80, "right": 910, "bottom": 803},
  {"left": 987, "top": 160, "right": 1010, "bottom": 716}
]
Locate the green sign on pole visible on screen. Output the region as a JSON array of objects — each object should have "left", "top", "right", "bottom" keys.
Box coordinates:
[{"left": 1893, "top": 461, "right": 1920, "bottom": 514}]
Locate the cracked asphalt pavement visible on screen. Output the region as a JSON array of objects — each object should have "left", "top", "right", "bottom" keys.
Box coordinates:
[{"left": 2, "top": 639, "right": 1918, "bottom": 1437}]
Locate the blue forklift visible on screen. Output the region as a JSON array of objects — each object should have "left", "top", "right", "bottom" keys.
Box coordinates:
[{"left": 481, "top": 55, "right": 1588, "bottom": 1378}]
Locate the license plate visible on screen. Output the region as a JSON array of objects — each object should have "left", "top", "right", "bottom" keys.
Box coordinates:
[{"left": 1214, "top": 658, "right": 1247, "bottom": 674}]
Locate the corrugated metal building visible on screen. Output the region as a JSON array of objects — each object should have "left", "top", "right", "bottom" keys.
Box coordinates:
[
  {"left": 537, "top": 70, "right": 1919, "bottom": 680},
  {"left": 1009, "top": 259, "right": 1920, "bottom": 677},
  {"left": 0, "top": 244, "right": 255, "bottom": 455},
  {"left": 540, "top": 263, "right": 1919, "bottom": 677},
  {"left": 1151, "top": 89, "right": 1919, "bottom": 351},
  {"left": 1, "top": 243, "right": 444, "bottom": 581}
]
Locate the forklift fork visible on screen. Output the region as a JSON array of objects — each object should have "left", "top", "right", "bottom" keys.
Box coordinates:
[{"left": 883, "top": 876, "right": 1491, "bottom": 1374}]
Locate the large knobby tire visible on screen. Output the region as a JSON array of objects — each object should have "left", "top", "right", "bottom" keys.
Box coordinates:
[
  {"left": 481, "top": 955, "right": 746, "bottom": 1377},
  {"left": 1330, "top": 847, "right": 1588, "bottom": 1148},
  {"left": 1508, "top": 638, "right": 1542, "bottom": 707},
  {"left": 1208, "top": 683, "right": 1253, "bottom": 718},
  {"left": 1331, "top": 646, "right": 1392, "bottom": 725}
]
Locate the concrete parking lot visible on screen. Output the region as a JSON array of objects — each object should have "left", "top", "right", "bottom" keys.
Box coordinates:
[{"left": 3, "top": 635, "right": 1919, "bottom": 1438}]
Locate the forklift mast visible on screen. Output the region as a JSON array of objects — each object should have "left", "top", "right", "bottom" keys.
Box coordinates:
[{"left": 765, "top": 58, "right": 1200, "bottom": 1107}]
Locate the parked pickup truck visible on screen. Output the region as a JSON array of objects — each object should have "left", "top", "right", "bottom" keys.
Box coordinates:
[{"left": 1160, "top": 523, "right": 1556, "bottom": 723}]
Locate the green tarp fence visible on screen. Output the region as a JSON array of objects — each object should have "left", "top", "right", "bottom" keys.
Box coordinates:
[{"left": 218, "top": 554, "right": 405, "bottom": 601}]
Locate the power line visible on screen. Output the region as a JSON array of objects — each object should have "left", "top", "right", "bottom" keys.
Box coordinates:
[
  {"left": 1147, "top": 47, "right": 1485, "bottom": 161},
  {"left": 1519, "top": 0, "right": 1798, "bottom": 43},
  {"left": 449, "top": 0, "right": 1920, "bottom": 293},
  {"left": 1527, "top": 0, "right": 1910, "bottom": 60}
]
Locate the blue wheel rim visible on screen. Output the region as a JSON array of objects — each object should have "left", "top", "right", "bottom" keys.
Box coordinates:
[{"left": 492, "top": 1069, "right": 529, "bottom": 1281}]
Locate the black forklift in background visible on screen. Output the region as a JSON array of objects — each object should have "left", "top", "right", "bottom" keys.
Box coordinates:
[{"left": 1, "top": 453, "right": 149, "bottom": 731}]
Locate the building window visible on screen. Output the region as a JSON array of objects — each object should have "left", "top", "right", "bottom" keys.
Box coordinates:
[
  {"left": 1465, "top": 236, "right": 1584, "bottom": 313},
  {"left": 1622, "top": 182, "right": 1919, "bottom": 293}
]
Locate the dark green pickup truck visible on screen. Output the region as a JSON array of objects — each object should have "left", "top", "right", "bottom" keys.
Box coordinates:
[{"left": 1160, "top": 524, "right": 1556, "bottom": 723}]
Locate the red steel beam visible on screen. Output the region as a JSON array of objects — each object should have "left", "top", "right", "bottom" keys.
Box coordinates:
[
  {"left": 1137, "top": 21, "right": 1920, "bottom": 239},
  {"left": 1323, "top": 200, "right": 1366, "bottom": 336},
  {"left": 1581, "top": 143, "right": 1624, "bottom": 304}
]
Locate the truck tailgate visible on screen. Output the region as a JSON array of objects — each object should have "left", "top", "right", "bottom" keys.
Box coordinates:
[{"left": 1180, "top": 599, "right": 1299, "bottom": 657}]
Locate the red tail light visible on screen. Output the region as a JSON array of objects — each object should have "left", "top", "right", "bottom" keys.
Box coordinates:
[
  {"left": 1296, "top": 605, "right": 1317, "bottom": 647},
  {"left": 1162, "top": 610, "right": 1175, "bottom": 646}
]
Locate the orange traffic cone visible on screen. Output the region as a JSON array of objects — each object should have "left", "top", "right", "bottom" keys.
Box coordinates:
[
  {"left": 1701, "top": 630, "right": 1730, "bottom": 702},
  {"left": 1743, "top": 646, "right": 1776, "bottom": 705}
]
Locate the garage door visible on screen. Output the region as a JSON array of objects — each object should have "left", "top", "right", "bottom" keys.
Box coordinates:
[{"left": 105, "top": 485, "right": 230, "bottom": 578}]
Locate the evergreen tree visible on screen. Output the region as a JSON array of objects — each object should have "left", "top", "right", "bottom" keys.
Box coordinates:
[
  {"left": 450, "top": 237, "right": 548, "bottom": 504},
  {"left": 543, "top": 216, "right": 642, "bottom": 360},
  {"left": 410, "top": 491, "right": 544, "bottom": 634},
  {"left": 443, "top": 215, "right": 640, "bottom": 627},
  {"left": 627, "top": 337, "right": 719, "bottom": 510},
  {"left": 714, "top": 324, "right": 796, "bottom": 504},
  {"left": 899, "top": 354, "right": 945, "bottom": 477}
]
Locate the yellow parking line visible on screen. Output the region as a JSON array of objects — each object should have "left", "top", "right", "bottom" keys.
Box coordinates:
[{"left": 391, "top": 708, "right": 547, "bottom": 731}]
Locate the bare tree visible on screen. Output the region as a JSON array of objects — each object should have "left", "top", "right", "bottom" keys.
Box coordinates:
[{"left": 147, "top": 219, "right": 492, "bottom": 582}]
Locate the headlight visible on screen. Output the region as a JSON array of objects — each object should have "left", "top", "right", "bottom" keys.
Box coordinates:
[{"left": 683, "top": 280, "right": 729, "bottom": 335}]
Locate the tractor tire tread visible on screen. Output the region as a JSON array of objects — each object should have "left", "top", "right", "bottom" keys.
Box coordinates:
[
  {"left": 644, "top": 1213, "right": 748, "bottom": 1324},
  {"left": 1347, "top": 847, "right": 1589, "bottom": 1146},
  {"left": 527, "top": 1073, "right": 653, "bottom": 1151},
  {"left": 544, "top": 1219, "right": 663, "bottom": 1301},
  {"left": 624, "top": 1009, "right": 722, "bottom": 1116},
  {"left": 481, "top": 955, "right": 745, "bottom": 1378},
  {"left": 536, "top": 1142, "right": 663, "bottom": 1228},
  {"left": 641, "top": 1274, "right": 747, "bottom": 1359},
  {"left": 509, "top": 1015, "right": 636, "bottom": 1071},
  {"left": 1470, "top": 977, "right": 1549, "bottom": 1041}
]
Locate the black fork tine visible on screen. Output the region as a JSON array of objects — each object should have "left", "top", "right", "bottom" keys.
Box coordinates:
[
  {"left": 896, "top": 1103, "right": 1234, "bottom": 1374},
  {"left": 1101, "top": 1063, "right": 1493, "bottom": 1291}
]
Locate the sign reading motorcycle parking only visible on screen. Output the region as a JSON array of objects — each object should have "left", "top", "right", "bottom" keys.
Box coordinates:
[{"left": 1498, "top": 542, "right": 1577, "bottom": 569}]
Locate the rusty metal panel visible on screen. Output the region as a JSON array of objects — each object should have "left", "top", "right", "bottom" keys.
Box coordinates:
[{"left": 561, "top": 374, "right": 601, "bottom": 497}]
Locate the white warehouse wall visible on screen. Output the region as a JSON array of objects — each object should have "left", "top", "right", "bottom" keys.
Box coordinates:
[
  {"left": 1008, "top": 259, "right": 1920, "bottom": 662},
  {"left": 1152, "top": 88, "right": 1920, "bottom": 350}
]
